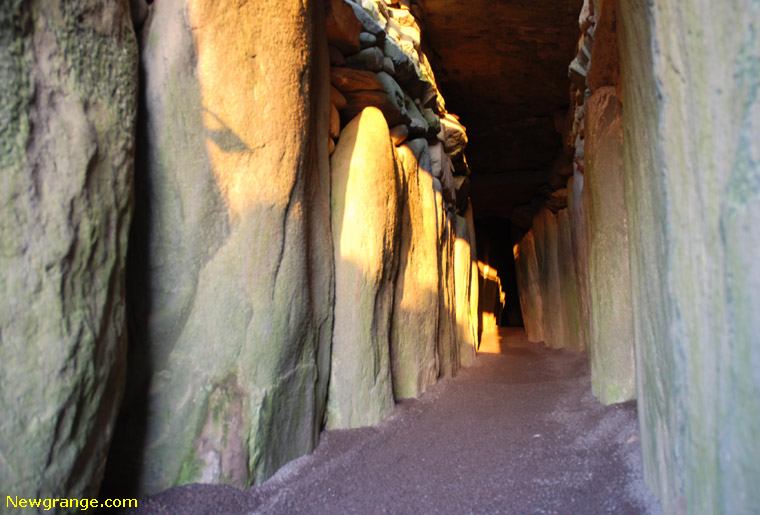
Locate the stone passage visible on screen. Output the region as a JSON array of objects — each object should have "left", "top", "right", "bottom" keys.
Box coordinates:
[
  {"left": 2, "top": 0, "right": 760, "bottom": 513},
  {"left": 128, "top": 328, "right": 661, "bottom": 514}
]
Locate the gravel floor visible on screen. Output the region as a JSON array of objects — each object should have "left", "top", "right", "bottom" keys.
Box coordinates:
[{"left": 123, "top": 327, "right": 661, "bottom": 515}]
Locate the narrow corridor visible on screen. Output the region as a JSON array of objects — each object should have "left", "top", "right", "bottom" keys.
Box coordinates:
[{"left": 128, "top": 328, "right": 661, "bottom": 514}]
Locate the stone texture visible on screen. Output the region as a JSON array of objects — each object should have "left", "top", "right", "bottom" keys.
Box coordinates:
[
  {"left": 514, "top": 231, "right": 544, "bottom": 343},
  {"left": 390, "top": 139, "right": 440, "bottom": 399},
  {"left": 328, "top": 107, "right": 399, "bottom": 428},
  {"left": 453, "top": 215, "right": 477, "bottom": 366},
  {"left": 619, "top": 1, "right": 760, "bottom": 511},
  {"left": 0, "top": 0, "right": 138, "bottom": 500},
  {"left": 532, "top": 208, "right": 565, "bottom": 348},
  {"left": 557, "top": 209, "right": 585, "bottom": 352},
  {"left": 583, "top": 87, "right": 634, "bottom": 404},
  {"left": 114, "top": 0, "right": 334, "bottom": 494}
]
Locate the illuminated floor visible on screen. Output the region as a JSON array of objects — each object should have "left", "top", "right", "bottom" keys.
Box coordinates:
[{"left": 130, "top": 327, "right": 661, "bottom": 514}]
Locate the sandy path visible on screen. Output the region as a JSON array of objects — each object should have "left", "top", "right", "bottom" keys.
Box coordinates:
[{"left": 126, "top": 328, "right": 661, "bottom": 514}]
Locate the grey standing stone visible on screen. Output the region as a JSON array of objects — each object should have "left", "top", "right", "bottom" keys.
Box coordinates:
[
  {"left": 390, "top": 139, "right": 440, "bottom": 399},
  {"left": 584, "top": 87, "right": 635, "bottom": 404},
  {"left": 0, "top": 0, "right": 138, "bottom": 499},
  {"left": 119, "top": 0, "right": 334, "bottom": 493}
]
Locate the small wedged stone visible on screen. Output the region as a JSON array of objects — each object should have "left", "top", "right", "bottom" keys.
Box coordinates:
[
  {"left": 546, "top": 188, "right": 569, "bottom": 213},
  {"left": 429, "top": 141, "right": 445, "bottom": 179},
  {"left": 341, "top": 90, "right": 410, "bottom": 128},
  {"left": 345, "top": 46, "right": 384, "bottom": 71},
  {"left": 440, "top": 114, "right": 468, "bottom": 157},
  {"left": 421, "top": 107, "right": 441, "bottom": 138},
  {"left": 390, "top": 124, "right": 410, "bottom": 146},
  {"left": 359, "top": 31, "right": 377, "bottom": 48},
  {"left": 329, "top": 103, "right": 341, "bottom": 138},
  {"left": 383, "top": 56, "right": 396, "bottom": 75},
  {"left": 404, "top": 92, "right": 429, "bottom": 136},
  {"left": 454, "top": 175, "right": 471, "bottom": 214},
  {"left": 329, "top": 45, "right": 347, "bottom": 66},
  {"left": 348, "top": 0, "right": 386, "bottom": 39},
  {"left": 330, "top": 67, "right": 384, "bottom": 92},
  {"left": 330, "top": 85, "right": 348, "bottom": 110}
]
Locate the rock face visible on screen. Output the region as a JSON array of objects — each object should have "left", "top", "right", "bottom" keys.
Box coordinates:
[
  {"left": 117, "top": 0, "right": 334, "bottom": 493},
  {"left": 0, "top": 0, "right": 138, "bottom": 499},
  {"left": 619, "top": 1, "right": 760, "bottom": 511},
  {"left": 390, "top": 139, "right": 440, "bottom": 399},
  {"left": 328, "top": 107, "right": 399, "bottom": 428},
  {"left": 532, "top": 208, "right": 566, "bottom": 348},
  {"left": 514, "top": 231, "right": 544, "bottom": 343},
  {"left": 583, "top": 86, "right": 635, "bottom": 404}
]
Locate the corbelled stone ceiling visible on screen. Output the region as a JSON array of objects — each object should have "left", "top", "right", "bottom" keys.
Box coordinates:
[{"left": 418, "top": 0, "right": 584, "bottom": 219}]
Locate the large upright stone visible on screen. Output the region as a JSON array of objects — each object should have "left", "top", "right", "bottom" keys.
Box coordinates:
[
  {"left": 464, "top": 202, "right": 481, "bottom": 350},
  {"left": 532, "top": 208, "right": 566, "bottom": 348},
  {"left": 567, "top": 172, "right": 591, "bottom": 353},
  {"left": 436, "top": 203, "right": 459, "bottom": 377},
  {"left": 0, "top": 0, "right": 137, "bottom": 499},
  {"left": 328, "top": 107, "right": 399, "bottom": 428},
  {"left": 584, "top": 87, "right": 634, "bottom": 404},
  {"left": 115, "top": 0, "right": 334, "bottom": 494},
  {"left": 453, "top": 215, "right": 477, "bottom": 367},
  {"left": 557, "top": 209, "right": 586, "bottom": 352},
  {"left": 619, "top": 1, "right": 760, "bottom": 511},
  {"left": 390, "top": 139, "right": 440, "bottom": 399},
  {"left": 514, "top": 231, "right": 544, "bottom": 343}
]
